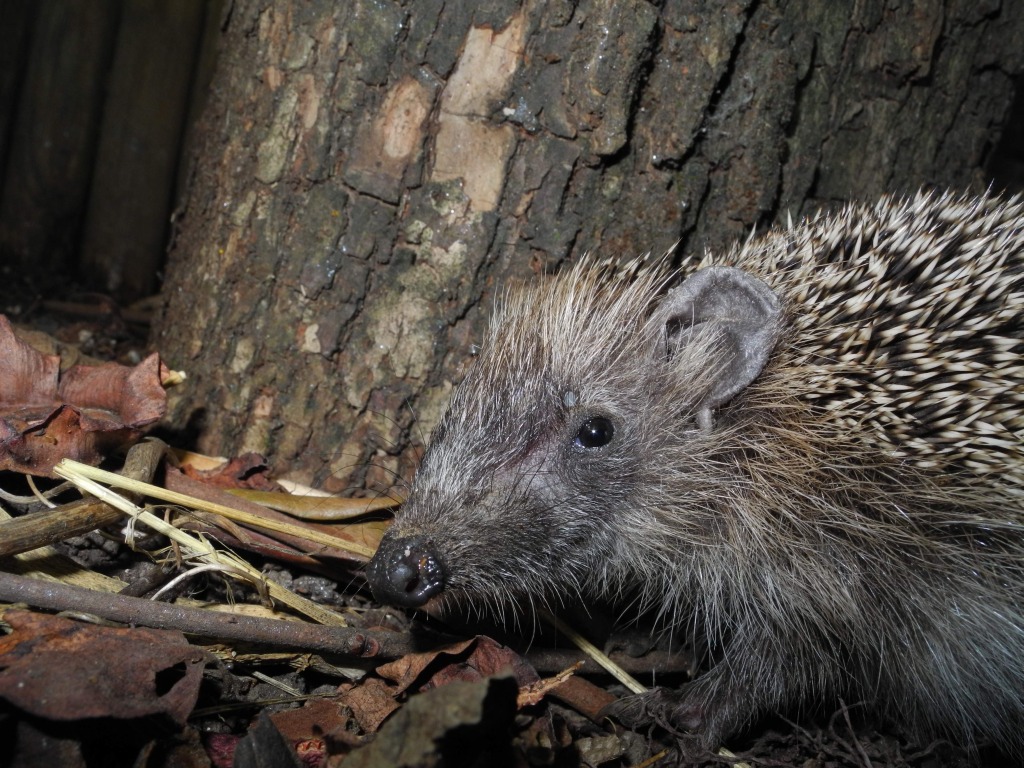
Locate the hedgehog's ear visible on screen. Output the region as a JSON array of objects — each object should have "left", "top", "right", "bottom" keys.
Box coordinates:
[{"left": 655, "top": 266, "right": 782, "bottom": 429}]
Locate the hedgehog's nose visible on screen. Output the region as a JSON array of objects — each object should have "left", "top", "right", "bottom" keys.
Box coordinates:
[{"left": 366, "top": 534, "right": 448, "bottom": 608}]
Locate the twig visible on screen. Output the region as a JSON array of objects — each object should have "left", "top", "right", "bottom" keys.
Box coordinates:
[
  {"left": 522, "top": 647, "right": 696, "bottom": 677},
  {"left": 0, "top": 439, "right": 166, "bottom": 558},
  {"left": 53, "top": 459, "right": 347, "bottom": 626},
  {"left": 0, "top": 571, "right": 413, "bottom": 658},
  {"left": 0, "top": 571, "right": 724, "bottom": 703},
  {"left": 839, "top": 699, "right": 875, "bottom": 768},
  {"left": 541, "top": 609, "right": 647, "bottom": 694},
  {"left": 59, "top": 459, "right": 375, "bottom": 559}
]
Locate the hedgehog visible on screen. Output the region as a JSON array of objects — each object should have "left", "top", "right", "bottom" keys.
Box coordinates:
[{"left": 366, "top": 190, "right": 1024, "bottom": 756}]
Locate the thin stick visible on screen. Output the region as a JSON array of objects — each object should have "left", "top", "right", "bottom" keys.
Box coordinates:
[
  {"left": 0, "top": 571, "right": 409, "bottom": 658},
  {"left": 55, "top": 459, "right": 375, "bottom": 558},
  {"left": 53, "top": 460, "right": 347, "bottom": 626},
  {"left": 0, "top": 439, "right": 166, "bottom": 558},
  {"left": 541, "top": 610, "right": 647, "bottom": 694}
]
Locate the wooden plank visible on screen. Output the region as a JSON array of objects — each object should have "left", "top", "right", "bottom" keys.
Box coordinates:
[
  {"left": 0, "top": 1, "right": 36, "bottom": 186},
  {"left": 0, "top": 2, "right": 119, "bottom": 280},
  {"left": 80, "top": 0, "right": 206, "bottom": 300}
]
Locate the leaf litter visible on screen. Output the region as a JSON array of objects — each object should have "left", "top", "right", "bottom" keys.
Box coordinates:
[
  {"left": 0, "top": 315, "right": 171, "bottom": 476},
  {"left": 0, "top": 314, "right": 979, "bottom": 768}
]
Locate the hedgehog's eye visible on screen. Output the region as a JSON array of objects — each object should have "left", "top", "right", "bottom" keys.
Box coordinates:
[{"left": 574, "top": 416, "right": 615, "bottom": 449}]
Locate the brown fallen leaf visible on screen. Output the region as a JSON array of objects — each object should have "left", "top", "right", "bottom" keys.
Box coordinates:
[
  {"left": 164, "top": 466, "right": 385, "bottom": 563},
  {"left": 179, "top": 451, "right": 281, "bottom": 491},
  {"left": 518, "top": 661, "right": 584, "bottom": 708},
  {"left": 270, "top": 696, "right": 365, "bottom": 756},
  {"left": 425, "top": 634, "right": 541, "bottom": 692},
  {"left": 174, "top": 447, "right": 400, "bottom": 521},
  {"left": 548, "top": 673, "right": 619, "bottom": 723},
  {"left": 337, "top": 676, "right": 401, "bottom": 733},
  {"left": 0, "top": 315, "right": 170, "bottom": 476},
  {"left": 228, "top": 488, "right": 400, "bottom": 521},
  {"left": 0, "top": 610, "right": 209, "bottom": 727},
  {"left": 343, "top": 676, "right": 519, "bottom": 768},
  {"left": 374, "top": 637, "right": 475, "bottom": 694},
  {"left": 376, "top": 635, "right": 540, "bottom": 696}
]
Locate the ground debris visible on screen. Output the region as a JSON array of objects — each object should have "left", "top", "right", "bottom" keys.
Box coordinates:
[{"left": 0, "top": 314, "right": 170, "bottom": 477}]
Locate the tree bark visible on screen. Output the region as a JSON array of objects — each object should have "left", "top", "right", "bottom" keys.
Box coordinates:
[{"left": 155, "top": 0, "right": 1024, "bottom": 493}]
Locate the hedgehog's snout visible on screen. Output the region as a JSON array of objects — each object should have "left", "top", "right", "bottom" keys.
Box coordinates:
[{"left": 366, "top": 533, "right": 448, "bottom": 608}]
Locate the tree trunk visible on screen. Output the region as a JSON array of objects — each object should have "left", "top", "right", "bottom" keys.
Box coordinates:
[{"left": 155, "top": 0, "right": 1024, "bottom": 494}]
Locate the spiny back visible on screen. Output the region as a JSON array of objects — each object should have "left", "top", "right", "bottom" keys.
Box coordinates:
[{"left": 698, "top": 190, "right": 1022, "bottom": 486}]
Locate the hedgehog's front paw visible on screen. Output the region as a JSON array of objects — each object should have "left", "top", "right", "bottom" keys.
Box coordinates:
[
  {"left": 603, "top": 680, "right": 744, "bottom": 752},
  {"left": 604, "top": 687, "right": 698, "bottom": 731}
]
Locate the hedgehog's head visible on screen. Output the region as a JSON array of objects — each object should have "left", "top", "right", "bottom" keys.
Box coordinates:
[{"left": 366, "top": 262, "right": 783, "bottom": 617}]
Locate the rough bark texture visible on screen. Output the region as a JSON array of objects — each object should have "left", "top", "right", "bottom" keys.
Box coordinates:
[{"left": 156, "top": 0, "right": 1024, "bottom": 493}]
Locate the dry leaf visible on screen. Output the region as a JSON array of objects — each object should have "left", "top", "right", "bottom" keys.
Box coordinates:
[
  {"left": 0, "top": 315, "right": 169, "bottom": 476},
  {"left": 547, "top": 673, "right": 619, "bottom": 722},
  {"left": 0, "top": 610, "right": 208, "bottom": 727},
  {"left": 269, "top": 698, "right": 353, "bottom": 760},
  {"left": 343, "top": 676, "right": 519, "bottom": 768},
  {"left": 337, "top": 677, "right": 401, "bottom": 733},
  {"left": 374, "top": 637, "right": 477, "bottom": 693},
  {"left": 180, "top": 451, "right": 280, "bottom": 491},
  {"left": 376, "top": 635, "right": 540, "bottom": 698}
]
